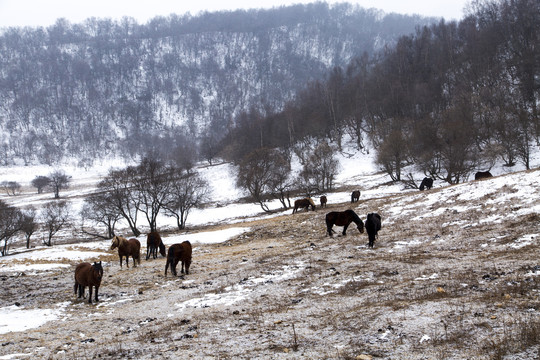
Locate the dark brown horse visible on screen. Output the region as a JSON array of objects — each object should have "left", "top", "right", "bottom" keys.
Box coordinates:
[
  {"left": 111, "top": 235, "right": 141, "bottom": 268},
  {"left": 292, "top": 198, "right": 316, "bottom": 213},
  {"left": 320, "top": 195, "right": 327, "bottom": 208},
  {"left": 165, "top": 241, "right": 192, "bottom": 276},
  {"left": 326, "top": 210, "right": 364, "bottom": 237},
  {"left": 351, "top": 190, "right": 360, "bottom": 203},
  {"left": 419, "top": 177, "right": 433, "bottom": 191},
  {"left": 146, "top": 231, "right": 166, "bottom": 260},
  {"left": 365, "top": 213, "right": 382, "bottom": 248},
  {"left": 74, "top": 261, "right": 103, "bottom": 304},
  {"left": 475, "top": 171, "right": 493, "bottom": 180}
]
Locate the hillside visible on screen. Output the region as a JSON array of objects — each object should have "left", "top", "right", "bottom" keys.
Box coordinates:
[
  {"left": 0, "top": 2, "right": 432, "bottom": 165},
  {"left": 1, "top": 159, "right": 539, "bottom": 358}
]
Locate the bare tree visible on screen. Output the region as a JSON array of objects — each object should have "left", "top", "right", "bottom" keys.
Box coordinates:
[
  {"left": 48, "top": 170, "right": 71, "bottom": 199},
  {"left": 299, "top": 142, "right": 340, "bottom": 192},
  {"left": 236, "top": 148, "right": 292, "bottom": 212},
  {"left": 164, "top": 172, "right": 209, "bottom": 230},
  {"left": 0, "top": 200, "right": 24, "bottom": 256},
  {"left": 97, "top": 167, "right": 141, "bottom": 237},
  {"left": 20, "top": 207, "right": 38, "bottom": 249},
  {"left": 81, "top": 192, "right": 121, "bottom": 239},
  {"left": 31, "top": 176, "right": 51, "bottom": 194},
  {"left": 130, "top": 158, "right": 178, "bottom": 233},
  {"left": 0, "top": 181, "right": 22, "bottom": 196},
  {"left": 41, "top": 201, "right": 71, "bottom": 246}
]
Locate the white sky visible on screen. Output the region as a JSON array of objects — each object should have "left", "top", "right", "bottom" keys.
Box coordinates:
[{"left": 0, "top": 0, "right": 470, "bottom": 28}]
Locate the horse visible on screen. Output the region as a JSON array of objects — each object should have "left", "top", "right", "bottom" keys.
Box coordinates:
[
  {"left": 146, "top": 231, "right": 166, "bottom": 260},
  {"left": 292, "top": 198, "right": 316, "bottom": 213},
  {"left": 325, "top": 210, "right": 364, "bottom": 237},
  {"left": 475, "top": 171, "right": 493, "bottom": 180},
  {"left": 110, "top": 235, "right": 141, "bottom": 268},
  {"left": 419, "top": 177, "right": 433, "bottom": 191},
  {"left": 74, "top": 261, "right": 103, "bottom": 304},
  {"left": 165, "top": 241, "right": 192, "bottom": 276},
  {"left": 320, "top": 195, "right": 327, "bottom": 208},
  {"left": 351, "top": 190, "right": 360, "bottom": 203},
  {"left": 365, "top": 213, "right": 382, "bottom": 248}
]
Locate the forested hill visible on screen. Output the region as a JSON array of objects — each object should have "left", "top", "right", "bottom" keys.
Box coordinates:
[{"left": 0, "top": 2, "right": 433, "bottom": 166}]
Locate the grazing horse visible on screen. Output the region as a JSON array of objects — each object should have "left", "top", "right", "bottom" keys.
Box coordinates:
[
  {"left": 419, "top": 177, "right": 433, "bottom": 191},
  {"left": 475, "top": 171, "right": 493, "bottom": 180},
  {"left": 351, "top": 190, "right": 360, "bottom": 203},
  {"left": 365, "top": 213, "right": 382, "bottom": 248},
  {"left": 325, "top": 210, "right": 364, "bottom": 237},
  {"left": 320, "top": 195, "right": 327, "bottom": 208},
  {"left": 74, "top": 261, "right": 103, "bottom": 304},
  {"left": 165, "top": 241, "right": 192, "bottom": 276},
  {"left": 110, "top": 235, "right": 141, "bottom": 268},
  {"left": 292, "top": 198, "right": 316, "bottom": 213},
  {"left": 146, "top": 231, "right": 166, "bottom": 260}
]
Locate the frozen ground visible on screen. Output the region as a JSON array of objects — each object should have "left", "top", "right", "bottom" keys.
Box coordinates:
[{"left": 0, "top": 147, "right": 539, "bottom": 359}]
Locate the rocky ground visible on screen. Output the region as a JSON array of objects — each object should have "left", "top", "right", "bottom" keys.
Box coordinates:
[{"left": 1, "top": 170, "right": 540, "bottom": 359}]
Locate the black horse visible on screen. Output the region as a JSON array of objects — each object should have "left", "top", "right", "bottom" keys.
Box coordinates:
[
  {"left": 475, "top": 171, "right": 493, "bottom": 180},
  {"left": 365, "top": 213, "right": 381, "bottom": 248},
  {"left": 325, "top": 210, "right": 364, "bottom": 237},
  {"left": 419, "top": 177, "right": 433, "bottom": 191},
  {"left": 351, "top": 190, "right": 360, "bottom": 203}
]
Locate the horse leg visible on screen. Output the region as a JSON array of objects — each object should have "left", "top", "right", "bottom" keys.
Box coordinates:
[
  {"left": 327, "top": 224, "right": 334, "bottom": 237},
  {"left": 119, "top": 256, "right": 123, "bottom": 268},
  {"left": 342, "top": 224, "right": 350, "bottom": 236},
  {"left": 185, "top": 260, "right": 191, "bottom": 275},
  {"left": 172, "top": 259, "right": 179, "bottom": 276},
  {"left": 88, "top": 286, "right": 93, "bottom": 304},
  {"left": 94, "top": 285, "right": 99, "bottom": 303}
]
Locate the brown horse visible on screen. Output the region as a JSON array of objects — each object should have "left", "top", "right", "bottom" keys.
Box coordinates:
[
  {"left": 165, "top": 241, "right": 192, "bottom": 276},
  {"left": 74, "top": 261, "right": 103, "bottom": 304},
  {"left": 475, "top": 171, "right": 493, "bottom": 180},
  {"left": 293, "top": 198, "right": 316, "bottom": 213},
  {"left": 326, "top": 210, "right": 364, "bottom": 237},
  {"left": 365, "top": 213, "right": 382, "bottom": 248},
  {"left": 110, "top": 235, "right": 141, "bottom": 268},
  {"left": 146, "top": 231, "right": 166, "bottom": 260},
  {"left": 351, "top": 190, "right": 360, "bottom": 203},
  {"left": 320, "top": 195, "right": 327, "bottom": 208}
]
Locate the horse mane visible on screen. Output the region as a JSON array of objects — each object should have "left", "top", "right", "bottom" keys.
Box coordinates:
[
  {"left": 306, "top": 198, "right": 315, "bottom": 207},
  {"left": 348, "top": 209, "right": 362, "bottom": 224}
]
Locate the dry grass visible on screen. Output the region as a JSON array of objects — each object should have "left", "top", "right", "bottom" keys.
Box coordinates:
[{"left": 1, "top": 171, "right": 540, "bottom": 359}]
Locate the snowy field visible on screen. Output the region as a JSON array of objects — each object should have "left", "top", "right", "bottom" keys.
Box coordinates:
[{"left": 0, "top": 143, "right": 539, "bottom": 359}]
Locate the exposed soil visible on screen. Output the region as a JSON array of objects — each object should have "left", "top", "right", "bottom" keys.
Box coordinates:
[{"left": 1, "top": 171, "right": 540, "bottom": 359}]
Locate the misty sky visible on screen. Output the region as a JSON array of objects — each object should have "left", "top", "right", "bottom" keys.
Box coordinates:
[{"left": 0, "top": 0, "right": 470, "bottom": 28}]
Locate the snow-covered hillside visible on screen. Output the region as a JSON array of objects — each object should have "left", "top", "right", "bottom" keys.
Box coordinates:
[{"left": 0, "top": 145, "right": 539, "bottom": 359}]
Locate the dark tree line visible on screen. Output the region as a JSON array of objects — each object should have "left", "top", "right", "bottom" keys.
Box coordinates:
[
  {"left": 221, "top": 0, "right": 539, "bottom": 184},
  {"left": 0, "top": 3, "right": 429, "bottom": 166}
]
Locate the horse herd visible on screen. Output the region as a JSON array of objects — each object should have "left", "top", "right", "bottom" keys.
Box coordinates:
[
  {"left": 74, "top": 232, "right": 192, "bottom": 303},
  {"left": 75, "top": 171, "right": 497, "bottom": 304}
]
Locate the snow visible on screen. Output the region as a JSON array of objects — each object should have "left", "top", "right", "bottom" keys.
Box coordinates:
[
  {"left": 0, "top": 302, "right": 70, "bottom": 335},
  {"left": 0, "top": 140, "right": 539, "bottom": 343}
]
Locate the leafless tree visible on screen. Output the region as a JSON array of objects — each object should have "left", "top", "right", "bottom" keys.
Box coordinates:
[
  {"left": 164, "top": 172, "right": 209, "bottom": 230},
  {"left": 41, "top": 201, "right": 71, "bottom": 246},
  {"left": 81, "top": 192, "right": 121, "bottom": 239},
  {"left": 48, "top": 170, "right": 71, "bottom": 199},
  {"left": 0, "top": 200, "right": 24, "bottom": 256},
  {"left": 0, "top": 181, "right": 21, "bottom": 196},
  {"left": 20, "top": 207, "right": 38, "bottom": 249},
  {"left": 31, "top": 176, "right": 51, "bottom": 194},
  {"left": 236, "top": 148, "right": 292, "bottom": 212}
]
